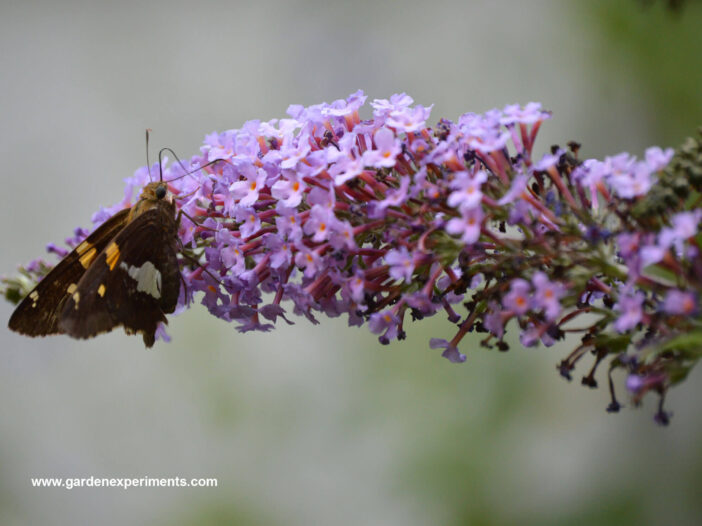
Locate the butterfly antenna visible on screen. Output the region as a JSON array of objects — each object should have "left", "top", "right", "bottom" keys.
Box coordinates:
[
  {"left": 145, "top": 128, "right": 153, "bottom": 182},
  {"left": 159, "top": 148, "right": 186, "bottom": 179},
  {"left": 165, "top": 158, "right": 235, "bottom": 184}
]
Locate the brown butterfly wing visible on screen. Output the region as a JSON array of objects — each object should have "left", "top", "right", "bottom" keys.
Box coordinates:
[{"left": 8, "top": 208, "right": 130, "bottom": 337}]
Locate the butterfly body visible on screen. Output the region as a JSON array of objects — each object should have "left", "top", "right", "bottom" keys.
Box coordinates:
[{"left": 8, "top": 182, "right": 181, "bottom": 347}]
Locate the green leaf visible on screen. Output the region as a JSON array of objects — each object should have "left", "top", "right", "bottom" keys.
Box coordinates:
[
  {"left": 592, "top": 333, "right": 632, "bottom": 354},
  {"left": 653, "top": 330, "right": 702, "bottom": 358}
]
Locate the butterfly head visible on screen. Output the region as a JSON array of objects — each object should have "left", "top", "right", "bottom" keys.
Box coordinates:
[
  {"left": 129, "top": 182, "right": 177, "bottom": 222},
  {"left": 140, "top": 181, "right": 175, "bottom": 205}
]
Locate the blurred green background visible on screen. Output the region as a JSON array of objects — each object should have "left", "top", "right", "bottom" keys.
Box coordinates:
[{"left": 1, "top": 1, "right": 701, "bottom": 525}]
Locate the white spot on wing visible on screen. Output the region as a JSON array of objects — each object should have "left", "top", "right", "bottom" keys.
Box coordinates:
[{"left": 120, "top": 261, "right": 162, "bottom": 299}]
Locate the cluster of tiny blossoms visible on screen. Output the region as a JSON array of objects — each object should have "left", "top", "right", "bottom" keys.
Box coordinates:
[{"left": 6, "top": 90, "right": 702, "bottom": 424}]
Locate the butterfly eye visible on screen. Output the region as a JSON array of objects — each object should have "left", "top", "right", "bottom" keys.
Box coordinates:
[{"left": 155, "top": 185, "right": 167, "bottom": 200}]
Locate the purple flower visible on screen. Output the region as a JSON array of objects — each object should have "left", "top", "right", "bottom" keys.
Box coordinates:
[
  {"left": 329, "top": 155, "right": 364, "bottom": 186},
  {"left": 154, "top": 323, "right": 171, "bottom": 343},
  {"left": 385, "top": 247, "right": 415, "bottom": 283},
  {"left": 498, "top": 173, "right": 527, "bottom": 205},
  {"left": 508, "top": 199, "right": 531, "bottom": 225},
  {"left": 484, "top": 302, "right": 505, "bottom": 338},
  {"left": 572, "top": 158, "right": 607, "bottom": 210},
  {"left": 371, "top": 93, "right": 415, "bottom": 119},
  {"left": 469, "top": 273, "right": 483, "bottom": 289},
  {"left": 368, "top": 310, "right": 401, "bottom": 343},
  {"left": 519, "top": 325, "right": 541, "bottom": 347},
  {"left": 430, "top": 338, "right": 466, "bottom": 363},
  {"left": 228, "top": 164, "right": 269, "bottom": 207},
  {"left": 265, "top": 235, "right": 293, "bottom": 269},
  {"left": 221, "top": 243, "right": 246, "bottom": 275},
  {"left": 385, "top": 103, "right": 433, "bottom": 133},
  {"left": 307, "top": 186, "right": 335, "bottom": 209},
  {"left": 458, "top": 111, "right": 510, "bottom": 153},
  {"left": 616, "top": 231, "right": 640, "bottom": 261},
  {"left": 320, "top": 89, "right": 367, "bottom": 118},
  {"left": 368, "top": 176, "right": 411, "bottom": 218},
  {"left": 362, "top": 127, "right": 401, "bottom": 168},
  {"left": 614, "top": 289, "right": 645, "bottom": 333},
  {"left": 280, "top": 133, "right": 312, "bottom": 170},
  {"left": 663, "top": 289, "right": 697, "bottom": 316},
  {"left": 636, "top": 248, "right": 663, "bottom": 271},
  {"left": 500, "top": 102, "right": 550, "bottom": 126},
  {"left": 534, "top": 149, "right": 563, "bottom": 171},
  {"left": 234, "top": 208, "right": 261, "bottom": 239},
  {"left": 404, "top": 289, "right": 439, "bottom": 317},
  {"left": 25, "top": 258, "right": 46, "bottom": 273},
  {"left": 303, "top": 205, "right": 334, "bottom": 243},
  {"left": 294, "top": 249, "right": 323, "bottom": 278},
  {"left": 46, "top": 243, "right": 69, "bottom": 258},
  {"left": 644, "top": 146, "right": 674, "bottom": 171},
  {"left": 531, "top": 272, "right": 564, "bottom": 321},
  {"left": 275, "top": 208, "right": 303, "bottom": 242},
  {"left": 626, "top": 374, "right": 645, "bottom": 393},
  {"left": 503, "top": 279, "right": 531, "bottom": 315},
  {"left": 259, "top": 304, "right": 293, "bottom": 325},
  {"left": 446, "top": 207, "right": 483, "bottom": 244},
  {"left": 345, "top": 272, "right": 367, "bottom": 304},
  {"left": 271, "top": 172, "right": 306, "bottom": 208},
  {"left": 329, "top": 219, "right": 357, "bottom": 251},
  {"left": 447, "top": 170, "right": 487, "bottom": 211},
  {"left": 603, "top": 152, "right": 657, "bottom": 199},
  {"left": 203, "top": 131, "right": 234, "bottom": 162},
  {"left": 658, "top": 210, "right": 702, "bottom": 254}
]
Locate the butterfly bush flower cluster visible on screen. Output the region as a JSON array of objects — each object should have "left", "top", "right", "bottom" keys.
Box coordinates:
[{"left": 5, "top": 90, "right": 702, "bottom": 425}]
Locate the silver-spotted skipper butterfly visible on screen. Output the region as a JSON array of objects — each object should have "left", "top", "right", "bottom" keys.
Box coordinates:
[{"left": 8, "top": 149, "right": 184, "bottom": 347}]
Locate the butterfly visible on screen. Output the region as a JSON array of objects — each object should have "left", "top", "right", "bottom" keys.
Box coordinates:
[{"left": 8, "top": 179, "right": 182, "bottom": 347}]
